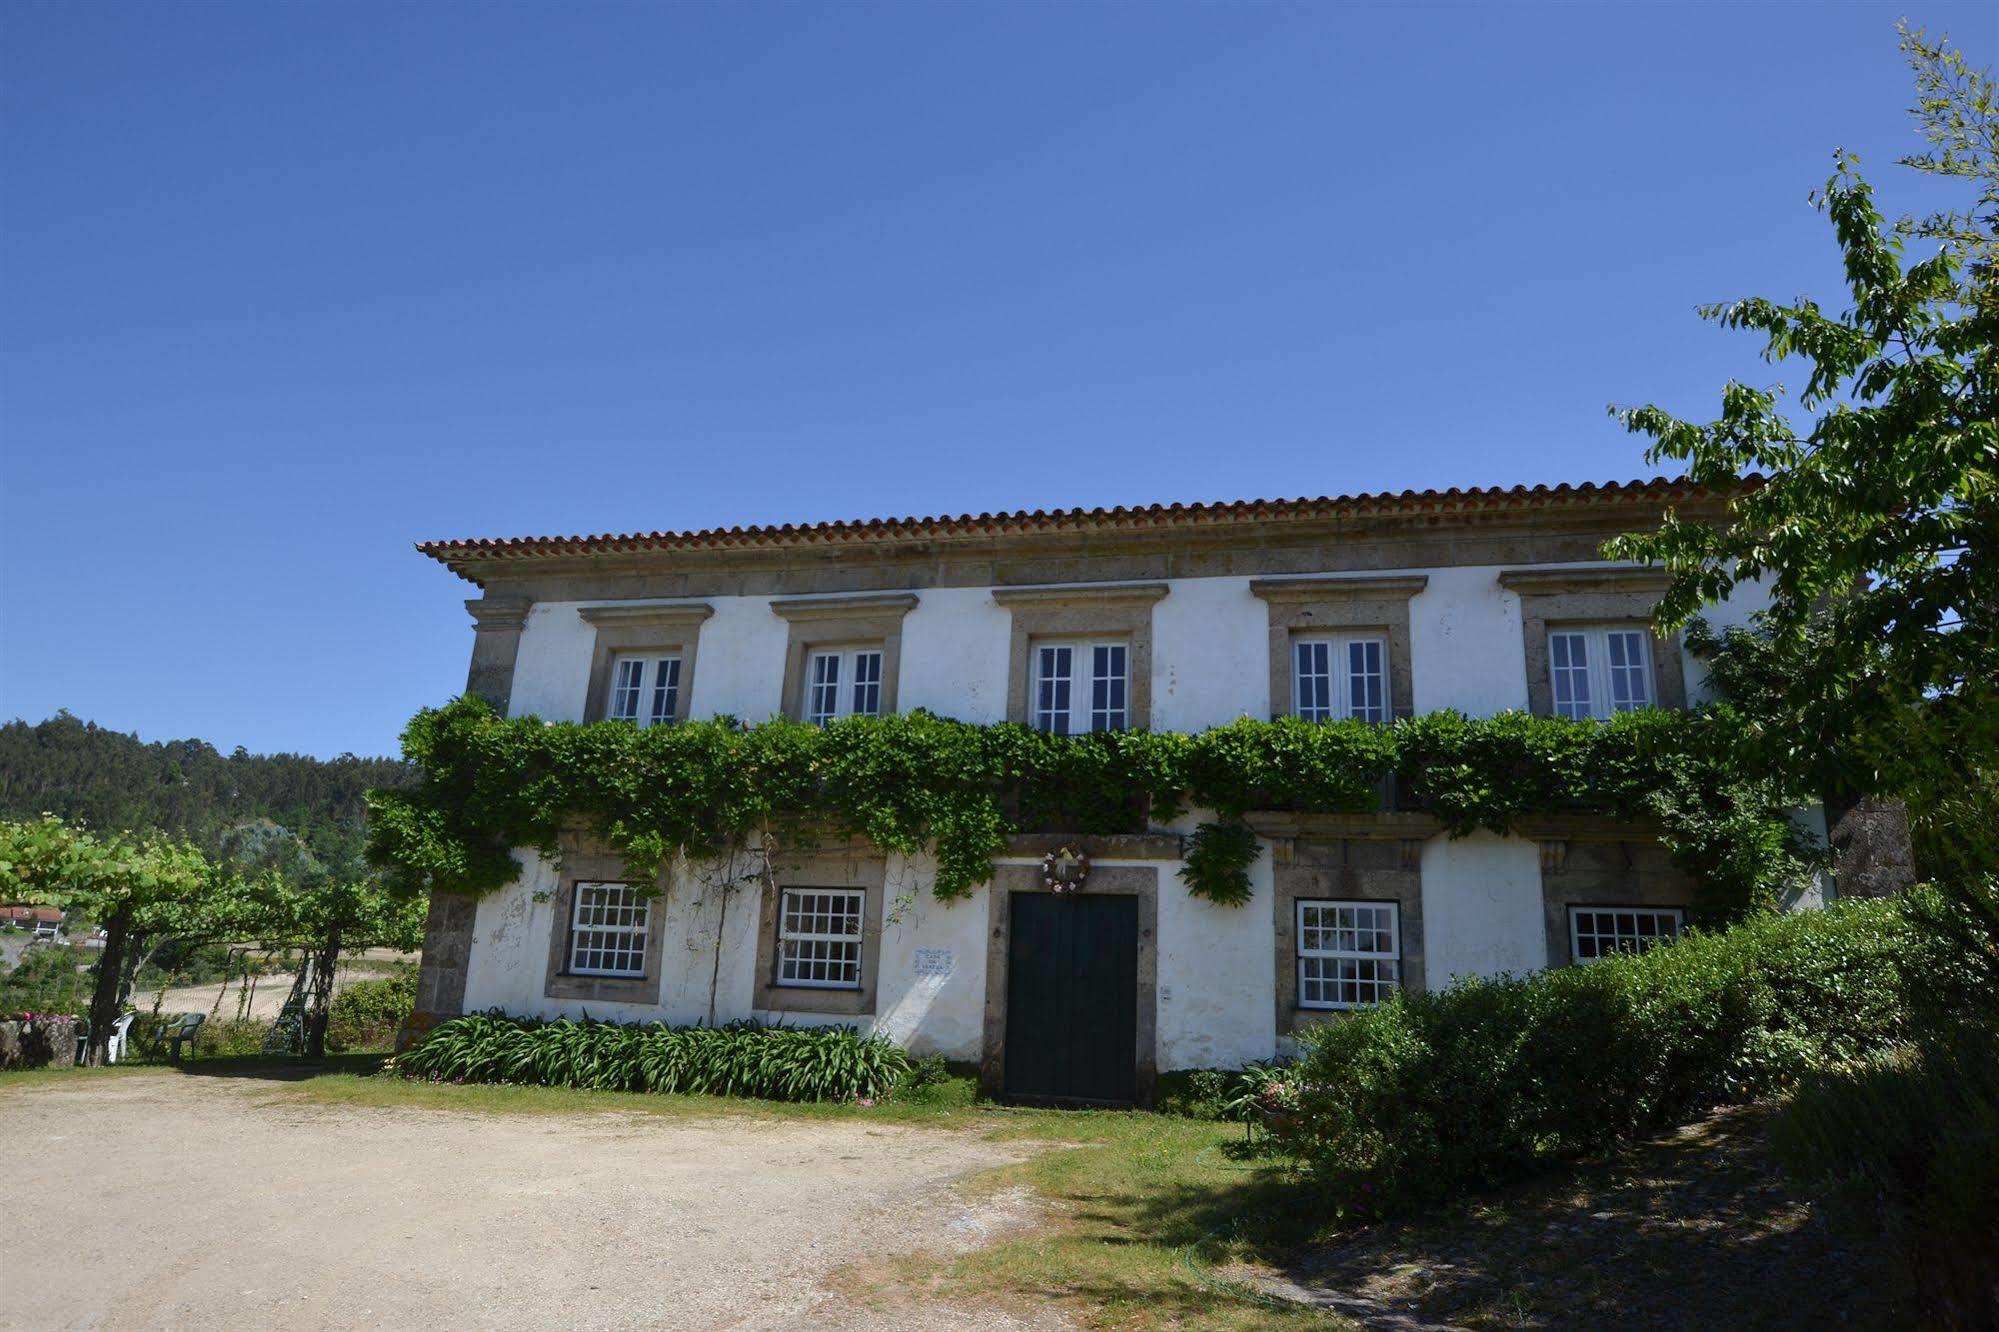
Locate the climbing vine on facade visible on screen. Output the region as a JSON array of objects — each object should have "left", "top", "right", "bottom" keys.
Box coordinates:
[{"left": 366, "top": 696, "right": 1821, "bottom": 919}]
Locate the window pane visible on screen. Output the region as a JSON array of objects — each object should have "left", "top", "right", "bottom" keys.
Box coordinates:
[
  {"left": 1606, "top": 631, "right": 1652, "bottom": 712},
  {"left": 775, "top": 887, "right": 865, "bottom": 989},
  {"left": 1296, "top": 900, "right": 1400, "bottom": 1009},
  {"left": 1295, "top": 641, "right": 1332, "bottom": 722},
  {"left": 1570, "top": 906, "right": 1683, "bottom": 963},
  {"left": 1035, "top": 646, "right": 1073, "bottom": 734},
  {"left": 851, "top": 650, "right": 884, "bottom": 717},
  {"left": 569, "top": 882, "right": 649, "bottom": 976},
  {"left": 1550, "top": 633, "right": 1592, "bottom": 719},
  {"left": 808, "top": 652, "right": 841, "bottom": 725},
  {"left": 1090, "top": 643, "right": 1128, "bottom": 732},
  {"left": 611, "top": 658, "right": 646, "bottom": 722},
  {"left": 649, "top": 657, "right": 681, "bottom": 727},
  {"left": 1346, "top": 638, "right": 1386, "bottom": 723}
]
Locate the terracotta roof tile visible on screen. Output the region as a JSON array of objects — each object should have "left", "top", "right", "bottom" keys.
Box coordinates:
[{"left": 418, "top": 475, "right": 1753, "bottom": 564}]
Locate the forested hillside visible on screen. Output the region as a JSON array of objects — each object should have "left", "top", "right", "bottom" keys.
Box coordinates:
[{"left": 0, "top": 712, "right": 411, "bottom": 880}]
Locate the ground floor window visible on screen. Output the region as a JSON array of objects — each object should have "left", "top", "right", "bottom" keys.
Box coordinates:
[
  {"left": 567, "top": 882, "right": 650, "bottom": 976},
  {"left": 1296, "top": 899, "right": 1400, "bottom": 1009},
  {"left": 1569, "top": 905, "right": 1684, "bottom": 962},
  {"left": 776, "top": 887, "right": 865, "bottom": 988}
]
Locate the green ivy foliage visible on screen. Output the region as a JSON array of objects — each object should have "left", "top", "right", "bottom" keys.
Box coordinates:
[{"left": 365, "top": 696, "right": 1820, "bottom": 916}]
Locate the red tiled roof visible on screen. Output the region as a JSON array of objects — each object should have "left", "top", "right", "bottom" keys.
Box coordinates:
[
  {"left": 1, "top": 905, "right": 62, "bottom": 924},
  {"left": 418, "top": 475, "right": 1753, "bottom": 565}
]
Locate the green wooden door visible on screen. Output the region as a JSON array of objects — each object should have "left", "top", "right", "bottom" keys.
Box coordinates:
[{"left": 1003, "top": 892, "right": 1139, "bottom": 1106}]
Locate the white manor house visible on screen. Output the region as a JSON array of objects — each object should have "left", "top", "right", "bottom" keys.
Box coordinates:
[{"left": 409, "top": 477, "right": 1890, "bottom": 1106}]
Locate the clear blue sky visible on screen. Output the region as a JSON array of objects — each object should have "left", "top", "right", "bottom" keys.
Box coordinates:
[{"left": 3, "top": 2, "right": 1993, "bottom": 759}]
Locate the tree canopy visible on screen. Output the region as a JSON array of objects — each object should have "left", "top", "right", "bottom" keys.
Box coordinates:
[{"left": 1604, "top": 25, "right": 1996, "bottom": 981}]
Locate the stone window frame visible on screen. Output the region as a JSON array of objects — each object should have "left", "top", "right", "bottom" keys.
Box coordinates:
[
  {"left": 769, "top": 594, "right": 919, "bottom": 723},
  {"left": 1497, "top": 568, "right": 1686, "bottom": 717},
  {"left": 992, "top": 584, "right": 1169, "bottom": 729},
  {"left": 1520, "top": 815, "right": 1698, "bottom": 969},
  {"left": 542, "top": 842, "right": 670, "bottom": 1004},
  {"left": 580, "top": 603, "right": 714, "bottom": 724},
  {"left": 978, "top": 859, "right": 1162, "bottom": 1108},
  {"left": 752, "top": 847, "right": 886, "bottom": 1017},
  {"left": 1253, "top": 812, "right": 1429, "bottom": 1038},
  {"left": 1249, "top": 576, "right": 1427, "bottom": 722}
]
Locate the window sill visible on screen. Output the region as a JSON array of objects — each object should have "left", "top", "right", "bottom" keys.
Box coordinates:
[
  {"left": 753, "top": 980, "right": 876, "bottom": 1017},
  {"left": 545, "top": 972, "right": 660, "bottom": 1004}
]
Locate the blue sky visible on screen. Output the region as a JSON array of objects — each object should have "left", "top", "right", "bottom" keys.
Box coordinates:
[{"left": 3, "top": 1, "right": 1993, "bottom": 759}]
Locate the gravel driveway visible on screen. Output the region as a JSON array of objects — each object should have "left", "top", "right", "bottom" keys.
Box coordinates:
[{"left": 0, "top": 1072, "right": 1063, "bottom": 1330}]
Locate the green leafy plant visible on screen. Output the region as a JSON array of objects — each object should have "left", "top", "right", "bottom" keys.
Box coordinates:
[
  {"left": 389, "top": 1012, "right": 911, "bottom": 1104},
  {"left": 366, "top": 697, "right": 1817, "bottom": 917},
  {"left": 1277, "top": 894, "right": 1919, "bottom": 1218},
  {"left": 326, "top": 967, "right": 417, "bottom": 1052}
]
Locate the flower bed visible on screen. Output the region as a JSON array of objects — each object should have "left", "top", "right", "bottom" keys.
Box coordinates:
[{"left": 389, "top": 1012, "right": 910, "bottom": 1103}]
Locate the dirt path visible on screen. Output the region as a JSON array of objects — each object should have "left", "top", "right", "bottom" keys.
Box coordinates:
[{"left": 0, "top": 1072, "right": 1067, "bottom": 1331}]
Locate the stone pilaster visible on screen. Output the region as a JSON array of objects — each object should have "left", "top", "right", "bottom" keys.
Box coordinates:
[{"left": 409, "top": 596, "right": 529, "bottom": 1035}]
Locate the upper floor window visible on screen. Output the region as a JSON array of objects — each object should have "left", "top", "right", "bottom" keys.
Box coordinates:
[
  {"left": 804, "top": 647, "right": 885, "bottom": 725},
  {"left": 1569, "top": 906, "right": 1682, "bottom": 963},
  {"left": 609, "top": 654, "right": 682, "bottom": 728},
  {"left": 1293, "top": 635, "right": 1388, "bottom": 723},
  {"left": 1296, "top": 899, "right": 1401, "bottom": 1009},
  {"left": 1548, "top": 627, "right": 1653, "bottom": 719},
  {"left": 567, "top": 882, "right": 650, "bottom": 977},
  {"left": 1033, "top": 641, "right": 1128, "bottom": 734}
]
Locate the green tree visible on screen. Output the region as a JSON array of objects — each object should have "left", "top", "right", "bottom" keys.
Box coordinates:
[
  {"left": 0, "top": 817, "right": 226, "bottom": 1064},
  {"left": 1605, "top": 26, "right": 1997, "bottom": 985},
  {"left": 231, "top": 873, "right": 425, "bottom": 1057}
]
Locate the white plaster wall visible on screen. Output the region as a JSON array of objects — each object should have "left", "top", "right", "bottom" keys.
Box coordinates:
[
  {"left": 1410, "top": 566, "right": 1529, "bottom": 717},
  {"left": 684, "top": 596, "right": 787, "bottom": 722},
  {"left": 869, "top": 853, "right": 990, "bottom": 1058},
  {"left": 897, "top": 587, "right": 1013, "bottom": 722},
  {"left": 1419, "top": 832, "right": 1548, "bottom": 983},
  {"left": 1152, "top": 577, "right": 1268, "bottom": 731},
  {"left": 1153, "top": 845, "right": 1278, "bottom": 1069},
  {"left": 506, "top": 604, "right": 596, "bottom": 721}
]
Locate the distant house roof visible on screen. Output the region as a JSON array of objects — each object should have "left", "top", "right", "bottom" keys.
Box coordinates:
[
  {"left": 417, "top": 475, "right": 1754, "bottom": 569},
  {"left": 0, "top": 905, "right": 63, "bottom": 925}
]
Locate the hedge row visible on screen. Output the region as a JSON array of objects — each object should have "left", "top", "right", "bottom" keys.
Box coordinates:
[
  {"left": 1280, "top": 894, "right": 1936, "bottom": 1218},
  {"left": 391, "top": 1013, "right": 909, "bottom": 1103}
]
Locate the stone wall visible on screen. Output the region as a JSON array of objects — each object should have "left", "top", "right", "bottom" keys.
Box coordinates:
[
  {"left": 1827, "top": 796, "right": 1919, "bottom": 898},
  {"left": 0, "top": 1015, "right": 80, "bottom": 1069}
]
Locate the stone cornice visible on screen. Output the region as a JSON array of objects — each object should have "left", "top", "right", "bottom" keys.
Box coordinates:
[
  {"left": 990, "top": 582, "right": 1170, "bottom": 609},
  {"left": 1497, "top": 567, "right": 1671, "bottom": 597},
  {"left": 1248, "top": 574, "right": 1429, "bottom": 603},
  {"left": 464, "top": 597, "right": 530, "bottom": 631},
  {"left": 767, "top": 592, "right": 920, "bottom": 622},
  {"left": 1000, "top": 832, "right": 1186, "bottom": 861},
  {"left": 577, "top": 603, "right": 715, "bottom": 629}
]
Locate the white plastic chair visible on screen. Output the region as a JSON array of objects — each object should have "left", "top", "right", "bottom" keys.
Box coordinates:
[{"left": 106, "top": 1012, "right": 136, "bottom": 1064}]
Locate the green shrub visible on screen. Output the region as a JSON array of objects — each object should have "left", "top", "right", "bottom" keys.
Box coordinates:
[
  {"left": 1157, "top": 1061, "right": 1296, "bottom": 1121},
  {"left": 1771, "top": 1024, "right": 1999, "bottom": 1329},
  {"left": 1283, "top": 894, "right": 1917, "bottom": 1218},
  {"left": 0, "top": 945, "right": 94, "bottom": 1017},
  {"left": 326, "top": 967, "right": 416, "bottom": 1052},
  {"left": 390, "top": 1013, "right": 911, "bottom": 1103}
]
